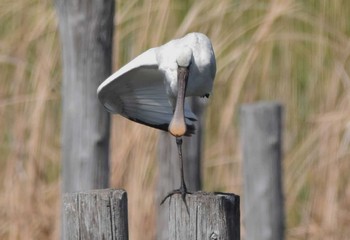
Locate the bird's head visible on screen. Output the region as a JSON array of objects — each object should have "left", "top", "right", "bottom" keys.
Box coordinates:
[{"left": 176, "top": 46, "right": 192, "bottom": 68}]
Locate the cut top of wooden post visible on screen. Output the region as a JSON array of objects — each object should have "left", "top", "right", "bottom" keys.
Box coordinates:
[
  {"left": 63, "top": 189, "right": 128, "bottom": 240},
  {"left": 166, "top": 192, "right": 240, "bottom": 240}
]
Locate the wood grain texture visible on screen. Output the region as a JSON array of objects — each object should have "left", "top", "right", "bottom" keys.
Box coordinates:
[
  {"left": 166, "top": 192, "right": 240, "bottom": 240},
  {"left": 63, "top": 189, "right": 128, "bottom": 240},
  {"left": 240, "top": 102, "right": 285, "bottom": 240},
  {"left": 157, "top": 97, "right": 205, "bottom": 240},
  {"left": 55, "top": 0, "right": 114, "bottom": 192}
]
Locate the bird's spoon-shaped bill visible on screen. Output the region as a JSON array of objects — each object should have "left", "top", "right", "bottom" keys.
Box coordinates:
[{"left": 169, "top": 66, "right": 189, "bottom": 137}]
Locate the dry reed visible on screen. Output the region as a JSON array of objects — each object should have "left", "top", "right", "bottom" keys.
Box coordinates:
[{"left": 0, "top": 0, "right": 349, "bottom": 239}]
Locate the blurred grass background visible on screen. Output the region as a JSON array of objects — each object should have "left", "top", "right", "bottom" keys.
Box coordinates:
[{"left": 1, "top": 0, "right": 350, "bottom": 239}]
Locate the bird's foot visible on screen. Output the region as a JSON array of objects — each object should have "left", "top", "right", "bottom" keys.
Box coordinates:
[{"left": 160, "top": 186, "right": 192, "bottom": 205}]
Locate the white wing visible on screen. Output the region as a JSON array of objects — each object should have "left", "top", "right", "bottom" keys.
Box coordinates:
[{"left": 97, "top": 48, "right": 197, "bottom": 135}]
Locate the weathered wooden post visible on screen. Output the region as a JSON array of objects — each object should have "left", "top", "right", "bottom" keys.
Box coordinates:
[
  {"left": 240, "top": 101, "right": 285, "bottom": 240},
  {"left": 157, "top": 97, "right": 205, "bottom": 239},
  {"left": 55, "top": 0, "right": 114, "bottom": 192},
  {"left": 63, "top": 189, "right": 128, "bottom": 240},
  {"left": 182, "top": 97, "right": 206, "bottom": 190},
  {"left": 166, "top": 192, "right": 240, "bottom": 239}
]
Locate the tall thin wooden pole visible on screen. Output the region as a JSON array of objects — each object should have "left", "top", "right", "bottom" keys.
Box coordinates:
[
  {"left": 63, "top": 189, "right": 128, "bottom": 240},
  {"left": 182, "top": 97, "right": 205, "bottom": 190},
  {"left": 55, "top": 0, "right": 114, "bottom": 192},
  {"left": 240, "top": 101, "right": 285, "bottom": 240}
]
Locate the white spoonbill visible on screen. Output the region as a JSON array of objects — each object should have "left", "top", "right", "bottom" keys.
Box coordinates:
[{"left": 97, "top": 32, "right": 216, "bottom": 203}]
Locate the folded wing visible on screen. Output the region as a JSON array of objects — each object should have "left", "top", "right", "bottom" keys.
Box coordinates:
[{"left": 97, "top": 48, "right": 197, "bottom": 135}]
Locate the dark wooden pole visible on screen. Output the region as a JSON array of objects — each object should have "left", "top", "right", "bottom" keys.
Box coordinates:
[
  {"left": 63, "top": 189, "right": 128, "bottom": 240},
  {"left": 182, "top": 97, "right": 205, "bottom": 190},
  {"left": 240, "top": 101, "right": 285, "bottom": 240},
  {"left": 55, "top": 0, "right": 114, "bottom": 192},
  {"left": 167, "top": 192, "right": 240, "bottom": 239},
  {"left": 157, "top": 97, "right": 205, "bottom": 240}
]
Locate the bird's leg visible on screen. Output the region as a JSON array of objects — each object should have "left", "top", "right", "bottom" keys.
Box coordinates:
[
  {"left": 160, "top": 137, "right": 191, "bottom": 205},
  {"left": 161, "top": 64, "right": 192, "bottom": 205},
  {"left": 176, "top": 137, "right": 187, "bottom": 201}
]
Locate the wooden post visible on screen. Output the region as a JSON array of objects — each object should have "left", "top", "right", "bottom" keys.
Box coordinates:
[
  {"left": 182, "top": 97, "right": 206, "bottom": 190},
  {"left": 55, "top": 0, "right": 114, "bottom": 192},
  {"left": 166, "top": 192, "right": 240, "bottom": 239},
  {"left": 240, "top": 102, "right": 285, "bottom": 240},
  {"left": 157, "top": 97, "right": 205, "bottom": 239},
  {"left": 63, "top": 189, "right": 128, "bottom": 240}
]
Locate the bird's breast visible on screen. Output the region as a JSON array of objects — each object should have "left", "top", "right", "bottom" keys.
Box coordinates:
[
  {"left": 186, "top": 75, "right": 212, "bottom": 96},
  {"left": 185, "top": 63, "right": 213, "bottom": 97}
]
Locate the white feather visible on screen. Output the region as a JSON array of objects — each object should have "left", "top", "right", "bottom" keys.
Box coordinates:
[
  {"left": 97, "top": 32, "right": 216, "bottom": 135},
  {"left": 97, "top": 49, "right": 196, "bottom": 132}
]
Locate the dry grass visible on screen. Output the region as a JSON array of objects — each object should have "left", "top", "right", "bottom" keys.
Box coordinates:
[{"left": 1, "top": 0, "right": 350, "bottom": 239}]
